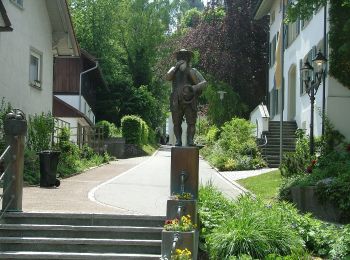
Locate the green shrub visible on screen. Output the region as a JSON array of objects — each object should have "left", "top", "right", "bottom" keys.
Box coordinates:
[
  {"left": 23, "top": 148, "right": 40, "bottom": 185},
  {"left": 80, "top": 144, "right": 95, "bottom": 160},
  {"left": 95, "top": 120, "right": 121, "bottom": 138},
  {"left": 199, "top": 185, "right": 305, "bottom": 259},
  {"left": 206, "top": 197, "right": 305, "bottom": 259},
  {"left": 121, "top": 115, "right": 150, "bottom": 145},
  {"left": 202, "top": 118, "right": 266, "bottom": 171},
  {"left": 280, "top": 129, "right": 310, "bottom": 178},
  {"left": 200, "top": 185, "right": 349, "bottom": 259},
  {"left": 27, "top": 112, "right": 54, "bottom": 152},
  {"left": 330, "top": 225, "right": 350, "bottom": 259}
]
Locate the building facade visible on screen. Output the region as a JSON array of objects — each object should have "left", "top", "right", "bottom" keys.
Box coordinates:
[
  {"left": 0, "top": 0, "right": 79, "bottom": 116},
  {"left": 253, "top": 0, "right": 350, "bottom": 141}
]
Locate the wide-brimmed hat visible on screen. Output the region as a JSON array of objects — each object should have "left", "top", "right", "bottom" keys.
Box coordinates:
[{"left": 175, "top": 49, "right": 194, "bottom": 60}]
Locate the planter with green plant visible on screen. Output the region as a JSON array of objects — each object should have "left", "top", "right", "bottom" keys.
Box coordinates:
[{"left": 279, "top": 121, "right": 350, "bottom": 223}]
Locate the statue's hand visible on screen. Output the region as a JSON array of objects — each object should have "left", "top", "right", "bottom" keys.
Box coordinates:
[
  {"left": 192, "top": 84, "right": 201, "bottom": 93},
  {"left": 175, "top": 60, "right": 185, "bottom": 69}
]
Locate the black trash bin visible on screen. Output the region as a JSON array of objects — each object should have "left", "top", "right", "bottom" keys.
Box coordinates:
[{"left": 38, "top": 150, "right": 61, "bottom": 187}]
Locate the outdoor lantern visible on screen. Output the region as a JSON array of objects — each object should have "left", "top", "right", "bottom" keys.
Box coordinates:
[
  {"left": 312, "top": 50, "right": 327, "bottom": 74},
  {"left": 301, "top": 60, "right": 313, "bottom": 92}
]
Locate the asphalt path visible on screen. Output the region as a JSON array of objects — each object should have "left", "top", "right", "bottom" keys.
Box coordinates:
[{"left": 90, "top": 146, "right": 244, "bottom": 216}]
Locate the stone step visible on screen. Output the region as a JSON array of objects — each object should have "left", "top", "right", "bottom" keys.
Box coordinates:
[
  {"left": 0, "top": 237, "right": 161, "bottom": 254},
  {"left": 261, "top": 149, "right": 295, "bottom": 155},
  {"left": 262, "top": 146, "right": 295, "bottom": 151},
  {"left": 269, "top": 121, "right": 297, "bottom": 126},
  {"left": 0, "top": 224, "right": 162, "bottom": 240},
  {"left": 0, "top": 251, "right": 161, "bottom": 259},
  {"left": 1, "top": 213, "right": 165, "bottom": 227}
]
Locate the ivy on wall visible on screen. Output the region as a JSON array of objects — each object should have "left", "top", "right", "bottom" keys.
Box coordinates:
[{"left": 329, "top": 0, "right": 350, "bottom": 89}]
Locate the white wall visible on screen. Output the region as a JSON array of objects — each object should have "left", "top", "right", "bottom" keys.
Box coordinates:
[
  {"left": 167, "top": 114, "right": 188, "bottom": 146},
  {"left": 55, "top": 94, "right": 96, "bottom": 124},
  {"left": 327, "top": 77, "right": 350, "bottom": 141},
  {"left": 0, "top": 1, "right": 53, "bottom": 117},
  {"left": 250, "top": 104, "right": 270, "bottom": 138},
  {"left": 267, "top": 3, "right": 329, "bottom": 137}
]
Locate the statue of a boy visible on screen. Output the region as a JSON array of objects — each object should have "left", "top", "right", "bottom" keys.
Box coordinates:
[{"left": 166, "top": 49, "right": 207, "bottom": 146}]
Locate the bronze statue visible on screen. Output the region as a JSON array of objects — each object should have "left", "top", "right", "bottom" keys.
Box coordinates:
[{"left": 166, "top": 49, "right": 207, "bottom": 146}]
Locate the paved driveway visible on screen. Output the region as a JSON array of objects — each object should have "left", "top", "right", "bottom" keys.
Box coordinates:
[
  {"left": 90, "top": 146, "right": 244, "bottom": 216},
  {"left": 23, "top": 146, "right": 246, "bottom": 216}
]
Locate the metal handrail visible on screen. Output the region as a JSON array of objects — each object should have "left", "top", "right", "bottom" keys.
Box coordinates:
[
  {"left": 0, "top": 195, "right": 14, "bottom": 219},
  {"left": 0, "top": 145, "right": 10, "bottom": 162},
  {"left": 0, "top": 145, "right": 11, "bottom": 181},
  {"left": 0, "top": 177, "right": 14, "bottom": 200}
]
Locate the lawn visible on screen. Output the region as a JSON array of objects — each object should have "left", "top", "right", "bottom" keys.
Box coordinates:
[{"left": 237, "top": 170, "right": 282, "bottom": 202}]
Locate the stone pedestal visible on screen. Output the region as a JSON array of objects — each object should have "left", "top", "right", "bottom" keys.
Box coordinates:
[
  {"left": 170, "top": 147, "right": 199, "bottom": 199},
  {"left": 161, "top": 147, "right": 199, "bottom": 260}
]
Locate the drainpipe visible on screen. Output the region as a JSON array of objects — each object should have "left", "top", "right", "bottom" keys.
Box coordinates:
[
  {"left": 321, "top": 2, "right": 327, "bottom": 135},
  {"left": 279, "top": 1, "right": 286, "bottom": 166},
  {"left": 79, "top": 61, "right": 99, "bottom": 113}
]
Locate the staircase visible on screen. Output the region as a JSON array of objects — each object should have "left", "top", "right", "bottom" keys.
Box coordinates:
[
  {"left": 0, "top": 212, "right": 165, "bottom": 259},
  {"left": 261, "top": 121, "right": 297, "bottom": 168}
]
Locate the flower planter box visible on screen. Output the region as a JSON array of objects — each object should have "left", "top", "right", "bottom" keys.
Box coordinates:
[
  {"left": 161, "top": 230, "right": 198, "bottom": 260},
  {"left": 166, "top": 199, "right": 198, "bottom": 226},
  {"left": 290, "top": 186, "right": 347, "bottom": 223}
]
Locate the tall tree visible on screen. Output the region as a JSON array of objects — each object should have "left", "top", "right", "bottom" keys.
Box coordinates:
[
  {"left": 176, "top": 0, "right": 269, "bottom": 114},
  {"left": 70, "top": 0, "right": 174, "bottom": 128}
]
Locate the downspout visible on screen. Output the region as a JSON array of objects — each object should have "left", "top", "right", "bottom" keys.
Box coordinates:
[
  {"left": 79, "top": 61, "right": 99, "bottom": 113},
  {"left": 279, "top": 0, "right": 286, "bottom": 166},
  {"left": 321, "top": 2, "right": 327, "bottom": 135}
]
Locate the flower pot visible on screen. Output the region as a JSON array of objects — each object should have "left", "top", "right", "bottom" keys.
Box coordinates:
[
  {"left": 161, "top": 230, "right": 198, "bottom": 260},
  {"left": 291, "top": 186, "right": 345, "bottom": 223},
  {"left": 166, "top": 199, "right": 198, "bottom": 226}
]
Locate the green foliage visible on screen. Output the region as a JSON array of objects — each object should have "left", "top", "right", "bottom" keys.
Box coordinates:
[
  {"left": 280, "top": 129, "right": 310, "bottom": 178},
  {"left": 69, "top": 0, "right": 172, "bottom": 131},
  {"left": 329, "top": 0, "right": 350, "bottom": 89},
  {"left": 199, "top": 184, "right": 350, "bottom": 259},
  {"left": 121, "top": 115, "right": 150, "bottom": 145},
  {"left": 278, "top": 120, "right": 350, "bottom": 214},
  {"left": 27, "top": 113, "right": 54, "bottom": 152},
  {"left": 199, "top": 185, "right": 305, "bottom": 259},
  {"left": 95, "top": 120, "right": 121, "bottom": 138},
  {"left": 181, "top": 8, "right": 202, "bottom": 28},
  {"left": 330, "top": 225, "right": 350, "bottom": 259},
  {"left": 23, "top": 148, "right": 40, "bottom": 185},
  {"left": 202, "top": 118, "right": 266, "bottom": 171},
  {"left": 0, "top": 98, "right": 12, "bottom": 152},
  {"left": 203, "top": 79, "right": 248, "bottom": 127},
  {"left": 202, "top": 6, "right": 226, "bottom": 23}
]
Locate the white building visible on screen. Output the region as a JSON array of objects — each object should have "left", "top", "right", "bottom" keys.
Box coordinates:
[
  {"left": 0, "top": 0, "right": 79, "bottom": 116},
  {"left": 252, "top": 0, "right": 350, "bottom": 141}
]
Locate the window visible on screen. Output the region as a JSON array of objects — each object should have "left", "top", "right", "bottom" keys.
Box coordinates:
[
  {"left": 287, "top": 18, "right": 300, "bottom": 47},
  {"left": 270, "top": 87, "right": 279, "bottom": 117},
  {"left": 29, "top": 49, "right": 42, "bottom": 88},
  {"left": 270, "top": 10, "right": 275, "bottom": 25},
  {"left": 10, "top": 0, "right": 23, "bottom": 8},
  {"left": 269, "top": 34, "right": 277, "bottom": 67}
]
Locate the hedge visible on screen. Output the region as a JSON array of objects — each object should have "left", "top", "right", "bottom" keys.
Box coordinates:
[{"left": 121, "top": 115, "right": 149, "bottom": 145}]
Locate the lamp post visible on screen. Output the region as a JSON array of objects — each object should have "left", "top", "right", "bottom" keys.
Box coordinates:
[
  {"left": 300, "top": 50, "right": 327, "bottom": 155},
  {"left": 217, "top": 91, "right": 227, "bottom": 101}
]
